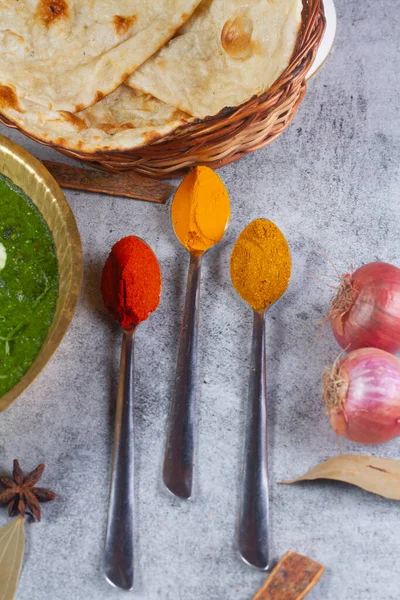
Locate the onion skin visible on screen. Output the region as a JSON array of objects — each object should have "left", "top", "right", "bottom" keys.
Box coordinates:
[
  {"left": 330, "top": 262, "right": 400, "bottom": 353},
  {"left": 323, "top": 348, "right": 400, "bottom": 444}
]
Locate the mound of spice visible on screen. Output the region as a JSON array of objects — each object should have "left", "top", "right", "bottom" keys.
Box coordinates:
[
  {"left": 101, "top": 236, "right": 162, "bottom": 330},
  {"left": 230, "top": 219, "right": 291, "bottom": 312},
  {"left": 171, "top": 166, "right": 230, "bottom": 255}
]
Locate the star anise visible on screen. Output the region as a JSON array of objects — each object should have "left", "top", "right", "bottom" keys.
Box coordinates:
[{"left": 0, "top": 459, "right": 57, "bottom": 521}]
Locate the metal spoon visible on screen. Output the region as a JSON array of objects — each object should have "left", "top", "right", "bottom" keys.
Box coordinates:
[
  {"left": 102, "top": 238, "right": 161, "bottom": 590},
  {"left": 163, "top": 169, "right": 230, "bottom": 499},
  {"left": 231, "top": 220, "right": 291, "bottom": 571}
]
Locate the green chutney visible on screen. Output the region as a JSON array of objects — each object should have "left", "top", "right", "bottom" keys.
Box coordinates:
[{"left": 0, "top": 174, "right": 59, "bottom": 397}]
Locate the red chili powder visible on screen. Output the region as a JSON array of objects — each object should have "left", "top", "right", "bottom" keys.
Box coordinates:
[{"left": 101, "top": 236, "right": 161, "bottom": 330}]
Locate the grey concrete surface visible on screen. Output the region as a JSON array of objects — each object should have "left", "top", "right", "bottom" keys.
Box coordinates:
[{"left": 1, "top": 1, "right": 400, "bottom": 598}]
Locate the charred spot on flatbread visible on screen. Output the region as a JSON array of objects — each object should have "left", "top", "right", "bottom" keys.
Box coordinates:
[
  {"left": 0, "top": 85, "right": 21, "bottom": 111},
  {"left": 36, "top": 0, "right": 69, "bottom": 27},
  {"left": 59, "top": 111, "right": 88, "bottom": 131},
  {"left": 113, "top": 15, "right": 137, "bottom": 36},
  {"left": 94, "top": 91, "right": 105, "bottom": 103},
  {"left": 98, "top": 122, "right": 135, "bottom": 135},
  {"left": 143, "top": 130, "right": 161, "bottom": 144}
]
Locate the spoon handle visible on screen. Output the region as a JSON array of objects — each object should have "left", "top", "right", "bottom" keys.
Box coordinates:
[
  {"left": 104, "top": 329, "right": 135, "bottom": 590},
  {"left": 163, "top": 253, "right": 202, "bottom": 499},
  {"left": 239, "top": 310, "right": 269, "bottom": 570}
]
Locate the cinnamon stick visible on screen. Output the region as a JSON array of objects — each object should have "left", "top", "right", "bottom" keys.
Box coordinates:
[
  {"left": 43, "top": 160, "right": 174, "bottom": 204},
  {"left": 252, "top": 551, "right": 325, "bottom": 600}
]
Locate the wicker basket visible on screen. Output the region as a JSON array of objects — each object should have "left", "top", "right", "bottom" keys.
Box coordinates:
[{"left": 0, "top": 0, "right": 325, "bottom": 179}]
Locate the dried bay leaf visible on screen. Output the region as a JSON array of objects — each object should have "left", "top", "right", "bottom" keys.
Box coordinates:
[
  {"left": 0, "top": 518, "right": 25, "bottom": 600},
  {"left": 281, "top": 454, "right": 400, "bottom": 500}
]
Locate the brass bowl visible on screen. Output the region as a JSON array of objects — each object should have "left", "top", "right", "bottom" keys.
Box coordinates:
[{"left": 0, "top": 134, "right": 82, "bottom": 411}]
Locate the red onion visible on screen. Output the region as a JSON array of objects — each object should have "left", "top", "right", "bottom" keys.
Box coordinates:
[
  {"left": 329, "top": 262, "right": 400, "bottom": 353},
  {"left": 323, "top": 348, "right": 400, "bottom": 444}
]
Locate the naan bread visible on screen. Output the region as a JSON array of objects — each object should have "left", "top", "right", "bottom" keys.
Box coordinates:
[
  {"left": 0, "top": 85, "right": 192, "bottom": 153},
  {"left": 127, "top": 0, "right": 303, "bottom": 119},
  {"left": 0, "top": 0, "right": 202, "bottom": 113}
]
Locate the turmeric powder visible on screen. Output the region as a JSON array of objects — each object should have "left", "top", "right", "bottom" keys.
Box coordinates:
[
  {"left": 230, "top": 219, "right": 291, "bottom": 312},
  {"left": 171, "top": 166, "right": 230, "bottom": 255}
]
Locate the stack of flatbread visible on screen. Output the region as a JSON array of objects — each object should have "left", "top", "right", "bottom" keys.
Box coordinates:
[{"left": 0, "top": 0, "right": 302, "bottom": 154}]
